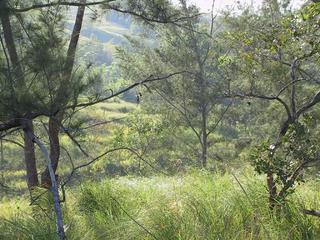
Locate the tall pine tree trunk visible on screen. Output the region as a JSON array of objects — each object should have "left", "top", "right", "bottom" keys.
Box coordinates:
[
  {"left": 0, "top": 7, "right": 39, "bottom": 190},
  {"left": 23, "top": 121, "right": 39, "bottom": 189},
  {"left": 41, "top": 1, "right": 86, "bottom": 186}
]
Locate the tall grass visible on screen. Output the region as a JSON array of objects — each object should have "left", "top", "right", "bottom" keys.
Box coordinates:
[{"left": 0, "top": 171, "right": 319, "bottom": 239}]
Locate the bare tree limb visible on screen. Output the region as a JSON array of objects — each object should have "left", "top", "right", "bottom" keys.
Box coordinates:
[
  {"left": 1, "top": 138, "right": 24, "bottom": 148},
  {"left": 152, "top": 87, "right": 202, "bottom": 144},
  {"left": 23, "top": 122, "right": 66, "bottom": 240},
  {"left": 0, "top": 113, "right": 43, "bottom": 132},
  {"left": 8, "top": 0, "right": 200, "bottom": 26},
  {"left": 0, "top": 72, "right": 185, "bottom": 133},
  {"left": 207, "top": 101, "right": 232, "bottom": 137},
  {"left": 65, "top": 71, "right": 186, "bottom": 110},
  {"left": 80, "top": 117, "right": 126, "bottom": 130},
  {"left": 232, "top": 92, "right": 292, "bottom": 119},
  {"left": 8, "top": 1, "right": 114, "bottom": 13},
  {"left": 303, "top": 209, "right": 320, "bottom": 217},
  {"left": 296, "top": 90, "right": 320, "bottom": 117}
]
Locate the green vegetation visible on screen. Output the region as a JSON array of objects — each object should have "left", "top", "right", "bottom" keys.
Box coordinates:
[
  {"left": 1, "top": 171, "right": 320, "bottom": 239},
  {"left": 0, "top": 100, "right": 136, "bottom": 194},
  {"left": 1, "top": 0, "right": 320, "bottom": 239}
]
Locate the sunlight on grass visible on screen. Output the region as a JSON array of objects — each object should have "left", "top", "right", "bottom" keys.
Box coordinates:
[{"left": 1, "top": 171, "right": 320, "bottom": 240}]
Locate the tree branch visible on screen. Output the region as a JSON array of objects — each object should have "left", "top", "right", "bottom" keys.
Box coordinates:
[
  {"left": 296, "top": 90, "right": 320, "bottom": 117},
  {"left": 0, "top": 72, "right": 185, "bottom": 133},
  {"left": 9, "top": 0, "right": 199, "bottom": 25},
  {"left": 0, "top": 113, "right": 43, "bottom": 132},
  {"left": 232, "top": 93, "right": 292, "bottom": 118},
  {"left": 8, "top": 1, "right": 114, "bottom": 13},
  {"left": 65, "top": 71, "right": 186, "bottom": 110},
  {"left": 152, "top": 87, "right": 202, "bottom": 144},
  {"left": 207, "top": 101, "right": 232, "bottom": 137},
  {"left": 303, "top": 209, "right": 320, "bottom": 217}
]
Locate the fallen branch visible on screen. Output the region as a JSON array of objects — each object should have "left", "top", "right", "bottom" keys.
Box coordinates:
[
  {"left": 303, "top": 209, "right": 320, "bottom": 217},
  {"left": 23, "top": 122, "right": 66, "bottom": 240}
]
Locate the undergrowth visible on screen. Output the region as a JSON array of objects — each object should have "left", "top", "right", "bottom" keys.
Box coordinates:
[{"left": 0, "top": 171, "right": 319, "bottom": 240}]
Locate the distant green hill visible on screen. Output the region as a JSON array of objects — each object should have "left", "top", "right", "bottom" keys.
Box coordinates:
[{"left": 65, "top": 9, "right": 141, "bottom": 66}]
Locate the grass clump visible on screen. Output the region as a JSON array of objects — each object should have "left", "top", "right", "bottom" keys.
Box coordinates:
[{"left": 0, "top": 171, "right": 320, "bottom": 239}]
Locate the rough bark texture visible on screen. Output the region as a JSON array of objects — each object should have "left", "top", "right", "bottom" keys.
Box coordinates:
[{"left": 23, "top": 120, "right": 39, "bottom": 189}]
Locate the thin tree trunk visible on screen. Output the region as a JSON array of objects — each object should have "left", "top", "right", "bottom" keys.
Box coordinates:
[
  {"left": 201, "top": 107, "right": 208, "bottom": 168},
  {"left": 43, "top": 1, "right": 86, "bottom": 186},
  {"left": 23, "top": 120, "right": 39, "bottom": 190},
  {"left": 0, "top": 139, "right": 4, "bottom": 181},
  {"left": 0, "top": 9, "right": 23, "bottom": 80},
  {"left": 201, "top": 141, "right": 207, "bottom": 168},
  {"left": 267, "top": 172, "right": 277, "bottom": 210},
  {"left": 24, "top": 124, "right": 66, "bottom": 240},
  {"left": 0, "top": 7, "right": 39, "bottom": 191}
]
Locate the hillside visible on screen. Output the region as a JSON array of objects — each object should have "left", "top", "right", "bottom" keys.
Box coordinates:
[{"left": 65, "top": 9, "right": 140, "bottom": 66}]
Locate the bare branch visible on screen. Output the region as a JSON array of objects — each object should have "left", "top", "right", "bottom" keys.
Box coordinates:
[
  {"left": 276, "top": 79, "right": 303, "bottom": 97},
  {"left": 207, "top": 101, "right": 232, "bottom": 137},
  {"left": 1, "top": 138, "right": 24, "bottom": 148},
  {"left": 0, "top": 73, "right": 185, "bottom": 134},
  {"left": 23, "top": 122, "right": 66, "bottom": 240},
  {"left": 303, "top": 209, "right": 320, "bottom": 217},
  {"left": 51, "top": 118, "right": 168, "bottom": 187},
  {"left": 80, "top": 117, "right": 126, "bottom": 130},
  {"left": 65, "top": 71, "right": 186, "bottom": 110},
  {"left": 210, "top": 0, "right": 216, "bottom": 36},
  {"left": 8, "top": 1, "right": 114, "bottom": 13},
  {"left": 232, "top": 93, "right": 292, "bottom": 118},
  {"left": 9, "top": 0, "right": 200, "bottom": 26},
  {"left": 290, "top": 58, "right": 299, "bottom": 117},
  {"left": 0, "top": 113, "right": 43, "bottom": 132},
  {"left": 297, "top": 90, "right": 320, "bottom": 117},
  {"left": 152, "top": 87, "right": 202, "bottom": 144}
]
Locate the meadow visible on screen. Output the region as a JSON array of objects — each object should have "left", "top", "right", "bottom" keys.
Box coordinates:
[{"left": 1, "top": 170, "right": 320, "bottom": 240}]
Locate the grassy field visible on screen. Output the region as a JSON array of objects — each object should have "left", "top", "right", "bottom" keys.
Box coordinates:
[
  {"left": 1, "top": 170, "right": 320, "bottom": 240},
  {"left": 0, "top": 99, "right": 137, "bottom": 197},
  {"left": 1, "top": 101, "right": 319, "bottom": 240}
]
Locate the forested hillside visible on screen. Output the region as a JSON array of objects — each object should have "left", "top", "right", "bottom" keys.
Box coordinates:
[{"left": 1, "top": 0, "right": 320, "bottom": 240}]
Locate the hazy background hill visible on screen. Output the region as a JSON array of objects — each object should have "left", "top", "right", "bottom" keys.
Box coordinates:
[{"left": 65, "top": 9, "right": 140, "bottom": 66}]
